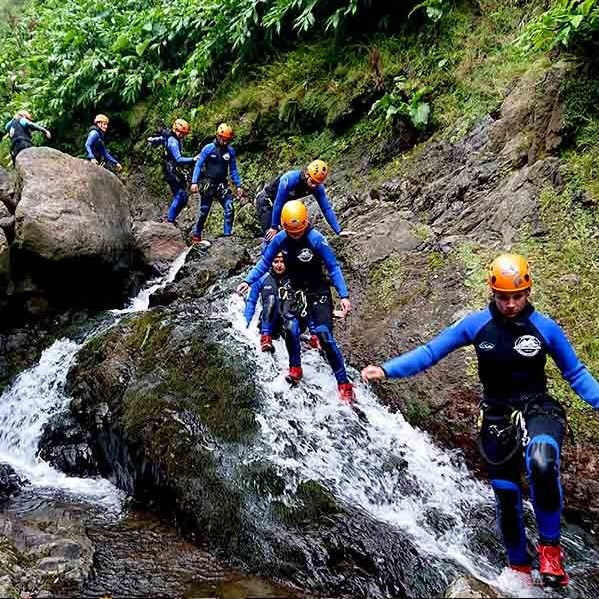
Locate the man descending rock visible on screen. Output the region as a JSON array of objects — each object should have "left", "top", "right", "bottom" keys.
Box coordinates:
[
  {"left": 257, "top": 160, "right": 341, "bottom": 242},
  {"left": 148, "top": 119, "right": 198, "bottom": 224},
  {"left": 4, "top": 110, "right": 51, "bottom": 165},
  {"left": 190, "top": 123, "right": 243, "bottom": 244},
  {"left": 85, "top": 114, "right": 122, "bottom": 172},
  {"left": 238, "top": 200, "right": 354, "bottom": 403},
  {"left": 243, "top": 251, "right": 288, "bottom": 353},
  {"left": 362, "top": 253, "right": 599, "bottom": 587}
]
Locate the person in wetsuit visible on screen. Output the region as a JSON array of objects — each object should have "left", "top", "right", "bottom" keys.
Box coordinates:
[
  {"left": 190, "top": 123, "right": 243, "bottom": 243},
  {"left": 361, "top": 253, "right": 599, "bottom": 587},
  {"left": 256, "top": 159, "right": 342, "bottom": 242},
  {"left": 84, "top": 114, "right": 122, "bottom": 171},
  {"left": 243, "top": 252, "right": 288, "bottom": 353},
  {"left": 4, "top": 110, "right": 51, "bottom": 165},
  {"left": 148, "top": 118, "right": 198, "bottom": 224},
  {"left": 237, "top": 200, "right": 354, "bottom": 403}
]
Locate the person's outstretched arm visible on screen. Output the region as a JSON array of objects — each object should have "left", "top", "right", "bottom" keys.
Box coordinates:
[
  {"left": 167, "top": 136, "right": 195, "bottom": 164},
  {"left": 314, "top": 185, "right": 341, "bottom": 235}
]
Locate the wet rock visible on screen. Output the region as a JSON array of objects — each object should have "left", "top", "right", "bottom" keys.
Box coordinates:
[
  {"left": 132, "top": 221, "right": 186, "bottom": 276},
  {"left": 0, "top": 228, "right": 9, "bottom": 296},
  {"left": 11, "top": 147, "right": 135, "bottom": 311},
  {"left": 0, "top": 166, "right": 15, "bottom": 213},
  {"left": 0, "top": 463, "right": 24, "bottom": 501},
  {"left": 443, "top": 575, "right": 502, "bottom": 598}
]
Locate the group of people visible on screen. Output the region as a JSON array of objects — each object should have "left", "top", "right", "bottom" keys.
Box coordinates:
[{"left": 5, "top": 109, "right": 598, "bottom": 590}]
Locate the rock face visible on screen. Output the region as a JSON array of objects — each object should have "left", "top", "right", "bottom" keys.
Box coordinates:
[
  {"left": 0, "top": 463, "right": 23, "bottom": 502},
  {"left": 443, "top": 576, "right": 502, "bottom": 598},
  {"left": 10, "top": 148, "right": 134, "bottom": 309},
  {"left": 132, "top": 220, "right": 186, "bottom": 276}
]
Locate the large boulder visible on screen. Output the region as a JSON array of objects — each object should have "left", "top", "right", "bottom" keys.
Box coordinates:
[
  {"left": 132, "top": 220, "right": 186, "bottom": 276},
  {"left": 0, "top": 166, "right": 15, "bottom": 213},
  {"left": 11, "top": 147, "right": 135, "bottom": 308}
]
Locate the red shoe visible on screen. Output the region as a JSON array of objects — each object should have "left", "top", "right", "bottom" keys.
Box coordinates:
[
  {"left": 260, "top": 334, "right": 274, "bottom": 353},
  {"left": 338, "top": 382, "right": 355, "bottom": 403},
  {"left": 285, "top": 366, "right": 303, "bottom": 385},
  {"left": 538, "top": 543, "right": 568, "bottom": 587},
  {"left": 191, "top": 234, "right": 202, "bottom": 244},
  {"left": 309, "top": 334, "right": 321, "bottom": 350},
  {"left": 510, "top": 564, "right": 532, "bottom": 575}
]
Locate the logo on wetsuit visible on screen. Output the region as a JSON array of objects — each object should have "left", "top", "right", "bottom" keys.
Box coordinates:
[
  {"left": 479, "top": 341, "right": 494, "bottom": 351},
  {"left": 297, "top": 248, "right": 314, "bottom": 263},
  {"left": 514, "top": 335, "right": 541, "bottom": 357}
]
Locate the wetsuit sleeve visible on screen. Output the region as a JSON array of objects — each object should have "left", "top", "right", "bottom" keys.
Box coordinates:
[
  {"left": 382, "top": 312, "right": 486, "bottom": 378},
  {"left": 26, "top": 119, "right": 48, "bottom": 134},
  {"left": 243, "top": 279, "right": 262, "bottom": 326},
  {"left": 167, "top": 136, "right": 194, "bottom": 164},
  {"left": 245, "top": 234, "right": 285, "bottom": 285},
  {"left": 314, "top": 185, "right": 341, "bottom": 235},
  {"left": 102, "top": 145, "right": 119, "bottom": 165},
  {"left": 312, "top": 231, "right": 349, "bottom": 299},
  {"left": 271, "top": 173, "right": 293, "bottom": 229},
  {"left": 4, "top": 120, "right": 11, "bottom": 131},
  {"left": 533, "top": 313, "right": 599, "bottom": 409},
  {"left": 192, "top": 144, "right": 212, "bottom": 184},
  {"left": 85, "top": 130, "right": 98, "bottom": 160},
  {"left": 228, "top": 147, "right": 241, "bottom": 187}
]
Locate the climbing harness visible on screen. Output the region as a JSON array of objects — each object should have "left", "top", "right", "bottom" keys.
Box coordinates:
[{"left": 478, "top": 404, "right": 529, "bottom": 466}]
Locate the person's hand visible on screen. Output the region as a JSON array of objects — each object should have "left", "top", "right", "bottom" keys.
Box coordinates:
[
  {"left": 236, "top": 187, "right": 244, "bottom": 200},
  {"left": 193, "top": 154, "right": 200, "bottom": 161},
  {"left": 115, "top": 163, "right": 123, "bottom": 172},
  {"left": 236, "top": 282, "right": 249, "bottom": 295},
  {"left": 44, "top": 130, "right": 52, "bottom": 140},
  {"left": 191, "top": 183, "right": 199, "bottom": 194},
  {"left": 265, "top": 228, "right": 277, "bottom": 241},
  {"left": 90, "top": 158, "right": 98, "bottom": 165},
  {"left": 339, "top": 298, "right": 352, "bottom": 316},
  {"left": 361, "top": 365, "right": 386, "bottom": 384}
]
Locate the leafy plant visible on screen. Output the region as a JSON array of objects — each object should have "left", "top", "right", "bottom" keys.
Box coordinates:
[
  {"left": 409, "top": 0, "right": 447, "bottom": 22},
  {"left": 369, "top": 76, "right": 431, "bottom": 129}
]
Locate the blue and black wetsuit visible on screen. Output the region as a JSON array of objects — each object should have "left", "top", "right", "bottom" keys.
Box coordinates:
[
  {"left": 85, "top": 125, "right": 119, "bottom": 167},
  {"left": 149, "top": 130, "right": 196, "bottom": 223},
  {"left": 256, "top": 170, "right": 341, "bottom": 236},
  {"left": 244, "top": 271, "right": 287, "bottom": 337},
  {"left": 5, "top": 117, "right": 47, "bottom": 164},
  {"left": 244, "top": 227, "right": 349, "bottom": 383},
  {"left": 191, "top": 140, "right": 241, "bottom": 237},
  {"left": 382, "top": 301, "right": 599, "bottom": 566}
]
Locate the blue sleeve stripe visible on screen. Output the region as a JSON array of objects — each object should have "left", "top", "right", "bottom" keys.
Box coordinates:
[
  {"left": 531, "top": 311, "right": 599, "bottom": 408},
  {"left": 382, "top": 309, "right": 491, "bottom": 378}
]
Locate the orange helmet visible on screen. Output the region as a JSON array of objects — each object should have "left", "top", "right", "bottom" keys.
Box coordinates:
[
  {"left": 216, "top": 123, "right": 234, "bottom": 141},
  {"left": 306, "top": 159, "right": 328, "bottom": 184},
  {"left": 16, "top": 110, "right": 32, "bottom": 120},
  {"left": 488, "top": 253, "right": 531, "bottom": 292},
  {"left": 281, "top": 200, "right": 309, "bottom": 235},
  {"left": 173, "top": 118, "right": 190, "bottom": 135},
  {"left": 94, "top": 114, "right": 109, "bottom": 125}
]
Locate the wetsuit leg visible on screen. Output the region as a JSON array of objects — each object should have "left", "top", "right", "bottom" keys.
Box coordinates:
[
  {"left": 193, "top": 185, "right": 215, "bottom": 238},
  {"left": 524, "top": 401, "right": 566, "bottom": 545},
  {"left": 167, "top": 189, "right": 189, "bottom": 223},
  {"left": 260, "top": 284, "right": 279, "bottom": 336},
  {"left": 309, "top": 289, "right": 348, "bottom": 383},
  {"left": 282, "top": 315, "right": 302, "bottom": 368},
  {"left": 255, "top": 191, "right": 273, "bottom": 236},
  {"left": 218, "top": 189, "right": 234, "bottom": 236},
  {"left": 11, "top": 140, "right": 31, "bottom": 165},
  {"left": 165, "top": 164, "right": 188, "bottom": 223}
]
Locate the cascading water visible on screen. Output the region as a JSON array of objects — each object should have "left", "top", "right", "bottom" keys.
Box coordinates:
[
  {"left": 225, "top": 294, "right": 598, "bottom": 598},
  {"left": 0, "top": 249, "right": 189, "bottom": 510}
]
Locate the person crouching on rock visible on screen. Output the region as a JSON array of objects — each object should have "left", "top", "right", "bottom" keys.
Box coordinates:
[
  {"left": 190, "top": 123, "right": 243, "bottom": 244},
  {"left": 5, "top": 109, "right": 51, "bottom": 165},
  {"left": 85, "top": 114, "right": 122, "bottom": 172},
  {"left": 148, "top": 119, "right": 198, "bottom": 224},
  {"left": 243, "top": 251, "right": 289, "bottom": 353},
  {"left": 237, "top": 200, "right": 354, "bottom": 403},
  {"left": 361, "top": 253, "right": 599, "bottom": 587}
]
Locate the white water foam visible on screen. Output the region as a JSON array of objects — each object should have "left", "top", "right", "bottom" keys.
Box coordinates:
[
  {"left": 0, "top": 249, "right": 190, "bottom": 512},
  {"left": 225, "top": 294, "right": 545, "bottom": 597}
]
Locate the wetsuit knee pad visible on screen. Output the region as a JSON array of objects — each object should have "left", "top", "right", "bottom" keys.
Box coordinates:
[
  {"left": 283, "top": 318, "right": 301, "bottom": 337},
  {"left": 526, "top": 435, "right": 561, "bottom": 510},
  {"left": 314, "top": 324, "right": 334, "bottom": 344}
]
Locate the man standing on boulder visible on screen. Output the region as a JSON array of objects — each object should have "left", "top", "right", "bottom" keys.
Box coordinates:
[
  {"left": 361, "top": 253, "right": 599, "bottom": 587},
  {"left": 237, "top": 200, "right": 354, "bottom": 403},
  {"left": 257, "top": 160, "right": 341, "bottom": 242},
  {"left": 190, "top": 123, "right": 243, "bottom": 244},
  {"left": 85, "top": 114, "right": 122, "bottom": 172},
  {"left": 4, "top": 110, "right": 51, "bottom": 165},
  {"left": 148, "top": 118, "right": 198, "bottom": 224}
]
